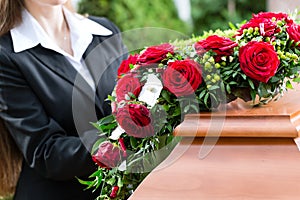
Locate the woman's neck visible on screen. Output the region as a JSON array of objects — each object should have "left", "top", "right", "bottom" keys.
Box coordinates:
[{"left": 24, "top": 1, "right": 73, "bottom": 56}]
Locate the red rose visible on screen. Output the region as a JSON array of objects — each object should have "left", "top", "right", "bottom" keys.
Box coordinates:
[
  {"left": 116, "top": 104, "right": 154, "bottom": 138},
  {"left": 253, "top": 12, "right": 289, "bottom": 21},
  {"left": 162, "top": 59, "right": 202, "bottom": 96},
  {"left": 287, "top": 23, "right": 300, "bottom": 46},
  {"left": 117, "top": 54, "right": 138, "bottom": 78},
  {"left": 252, "top": 12, "right": 294, "bottom": 25},
  {"left": 137, "top": 43, "right": 175, "bottom": 64},
  {"left": 110, "top": 186, "right": 119, "bottom": 199},
  {"left": 92, "top": 141, "right": 123, "bottom": 168},
  {"left": 194, "top": 35, "right": 238, "bottom": 62},
  {"left": 239, "top": 41, "right": 279, "bottom": 83},
  {"left": 237, "top": 17, "right": 279, "bottom": 37},
  {"left": 115, "top": 73, "right": 142, "bottom": 102}
]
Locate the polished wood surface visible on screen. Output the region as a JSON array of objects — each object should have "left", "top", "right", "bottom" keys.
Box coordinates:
[
  {"left": 129, "top": 85, "right": 300, "bottom": 200},
  {"left": 174, "top": 86, "right": 300, "bottom": 137},
  {"left": 130, "top": 137, "right": 300, "bottom": 200}
]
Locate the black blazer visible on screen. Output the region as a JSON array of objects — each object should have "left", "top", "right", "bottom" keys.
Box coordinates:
[{"left": 0, "top": 16, "right": 127, "bottom": 200}]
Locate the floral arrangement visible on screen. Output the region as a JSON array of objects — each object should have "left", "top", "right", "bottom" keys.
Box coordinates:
[{"left": 79, "top": 11, "right": 300, "bottom": 199}]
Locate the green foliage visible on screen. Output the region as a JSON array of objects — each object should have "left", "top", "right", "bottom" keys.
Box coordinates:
[
  {"left": 78, "top": 0, "right": 189, "bottom": 33},
  {"left": 77, "top": 0, "right": 266, "bottom": 37},
  {"left": 78, "top": 0, "right": 266, "bottom": 38},
  {"left": 190, "top": 0, "right": 266, "bottom": 35}
]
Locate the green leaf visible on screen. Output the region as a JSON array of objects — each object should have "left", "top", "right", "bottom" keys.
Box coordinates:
[
  {"left": 198, "top": 89, "right": 207, "bottom": 99},
  {"left": 232, "top": 71, "right": 238, "bottom": 78},
  {"left": 162, "top": 104, "right": 170, "bottom": 112},
  {"left": 286, "top": 80, "right": 293, "bottom": 89},
  {"left": 207, "top": 85, "right": 220, "bottom": 91},
  {"left": 107, "top": 177, "right": 116, "bottom": 186},
  {"left": 89, "top": 169, "right": 103, "bottom": 178},
  {"left": 91, "top": 137, "right": 108, "bottom": 154},
  {"left": 228, "top": 22, "right": 236, "bottom": 30},
  {"left": 91, "top": 115, "right": 116, "bottom": 131},
  {"left": 172, "top": 106, "right": 181, "bottom": 117},
  {"left": 228, "top": 81, "right": 238, "bottom": 85},
  {"left": 293, "top": 77, "right": 300, "bottom": 82},
  {"left": 107, "top": 95, "right": 116, "bottom": 102},
  {"left": 248, "top": 79, "right": 255, "bottom": 89},
  {"left": 77, "top": 178, "right": 94, "bottom": 186},
  {"left": 204, "top": 92, "right": 210, "bottom": 106},
  {"left": 226, "top": 84, "right": 231, "bottom": 93},
  {"left": 117, "top": 175, "right": 124, "bottom": 188},
  {"left": 241, "top": 73, "right": 247, "bottom": 80},
  {"left": 269, "top": 76, "right": 280, "bottom": 82},
  {"left": 97, "top": 114, "right": 115, "bottom": 125},
  {"left": 161, "top": 90, "right": 172, "bottom": 103},
  {"left": 130, "top": 137, "right": 138, "bottom": 148},
  {"left": 250, "top": 90, "right": 257, "bottom": 102},
  {"left": 166, "top": 124, "right": 173, "bottom": 132},
  {"left": 189, "top": 104, "right": 200, "bottom": 113},
  {"left": 183, "top": 105, "right": 190, "bottom": 113},
  {"left": 257, "top": 83, "right": 271, "bottom": 98},
  {"left": 222, "top": 70, "right": 233, "bottom": 76}
]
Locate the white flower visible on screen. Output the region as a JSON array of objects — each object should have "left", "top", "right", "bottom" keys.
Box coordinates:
[
  {"left": 138, "top": 74, "right": 163, "bottom": 107},
  {"left": 109, "top": 125, "right": 125, "bottom": 140}
]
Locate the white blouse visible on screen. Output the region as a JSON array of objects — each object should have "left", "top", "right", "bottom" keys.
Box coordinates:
[{"left": 10, "top": 7, "right": 112, "bottom": 91}]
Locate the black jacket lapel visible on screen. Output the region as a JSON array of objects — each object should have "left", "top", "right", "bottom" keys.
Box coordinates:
[
  {"left": 83, "top": 35, "right": 127, "bottom": 116},
  {"left": 28, "top": 46, "right": 104, "bottom": 114}
]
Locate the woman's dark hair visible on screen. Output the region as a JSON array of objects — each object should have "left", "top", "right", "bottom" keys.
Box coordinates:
[
  {"left": 0, "top": 1, "right": 24, "bottom": 196},
  {"left": 0, "top": 119, "right": 22, "bottom": 197},
  {"left": 0, "top": 0, "right": 75, "bottom": 36},
  {"left": 0, "top": 0, "right": 24, "bottom": 36}
]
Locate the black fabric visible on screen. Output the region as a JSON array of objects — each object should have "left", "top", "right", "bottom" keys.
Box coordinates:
[{"left": 0, "top": 16, "right": 127, "bottom": 200}]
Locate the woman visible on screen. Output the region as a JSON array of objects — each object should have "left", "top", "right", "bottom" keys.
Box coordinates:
[{"left": 0, "top": 0, "right": 127, "bottom": 199}]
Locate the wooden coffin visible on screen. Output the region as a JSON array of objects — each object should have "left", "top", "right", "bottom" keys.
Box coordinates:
[{"left": 129, "top": 85, "right": 300, "bottom": 200}]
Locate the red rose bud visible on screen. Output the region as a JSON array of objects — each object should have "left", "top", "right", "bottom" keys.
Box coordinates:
[
  {"left": 118, "top": 54, "right": 139, "bottom": 78},
  {"left": 115, "top": 73, "right": 142, "bottom": 102},
  {"left": 137, "top": 43, "right": 175, "bottom": 64},
  {"left": 194, "top": 35, "right": 237, "bottom": 62},
  {"left": 118, "top": 137, "right": 127, "bottom": 157},
  {"left": 116, "top": 104, "right": 155, "bottom": 138},
  {"left": 239, "top": 41, "right": 279, "bottom": 83},
  {"left": 287, "top": 23, "right": 300, "bottom": 46},
  {"left": 162, "top": 59, "right": 203, "bottom": 97},
  {"left": 92, "top": 141, "right": 123, "bottom": 168},
  {"left": 110, "top": 186, "right": 119, "bottom": 199}
]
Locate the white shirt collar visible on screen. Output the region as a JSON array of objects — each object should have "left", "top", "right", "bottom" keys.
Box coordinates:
[{"left": 10, "top": 7, "right": 112, "bottom": 57}]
